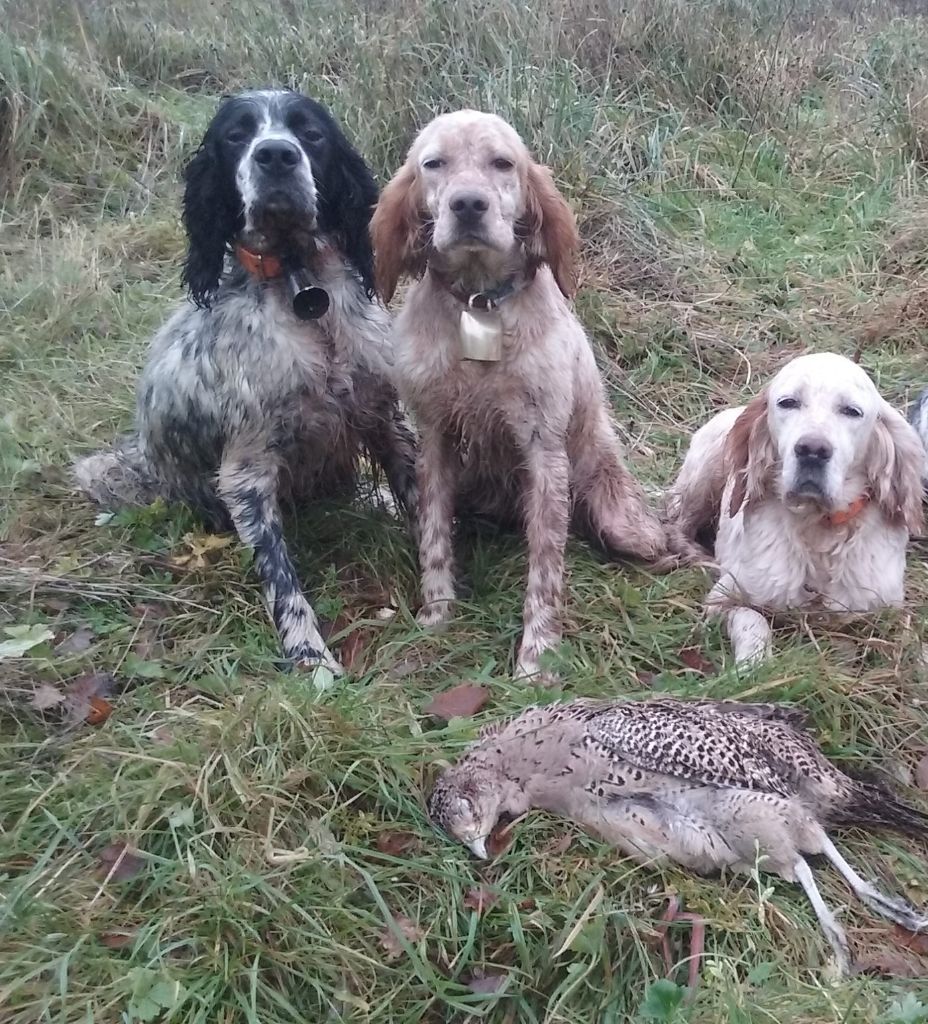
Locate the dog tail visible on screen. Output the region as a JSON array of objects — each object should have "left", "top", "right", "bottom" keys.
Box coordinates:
[{"left": 72, "top": 434, "right": 163, "bottom": 511}]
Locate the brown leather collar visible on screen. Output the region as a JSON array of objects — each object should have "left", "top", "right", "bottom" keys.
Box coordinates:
[
  {"left": 823, "top": 493, "right": 870, "bottom": 527},
  {"left": 235, "top": 244, "right": 283, "bottom": 281},
  {"left": 428, "top": 265, "right": 534, "bottom": 310}
]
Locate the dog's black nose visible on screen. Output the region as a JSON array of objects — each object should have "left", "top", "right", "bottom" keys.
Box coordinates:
[
  {"left": 450, "top": 192, "right": 489, "bottom": 224},
  {"left": 253, "top": 139, "right": 302, "bottom": 175},
  {"left": 794, "top": 437, "right": 833, "bottom": 463}
]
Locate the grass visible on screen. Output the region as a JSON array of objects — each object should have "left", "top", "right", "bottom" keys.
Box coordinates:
[{"left": 3, "top": 0, "right": 928, "bottom": 1020}]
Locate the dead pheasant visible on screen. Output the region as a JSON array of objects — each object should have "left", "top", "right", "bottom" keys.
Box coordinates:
[{"left": 427, "top": 697, "right": 928, "bottom": 975}]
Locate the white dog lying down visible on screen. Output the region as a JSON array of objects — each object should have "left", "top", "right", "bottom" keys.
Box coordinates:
[{"left": 667, "top": 352, "right": 924, "bottom": 665}]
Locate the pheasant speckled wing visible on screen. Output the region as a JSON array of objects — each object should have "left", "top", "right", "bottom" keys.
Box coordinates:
[{"left": 584, "top": 698, "right": 819, "bottom": 797}]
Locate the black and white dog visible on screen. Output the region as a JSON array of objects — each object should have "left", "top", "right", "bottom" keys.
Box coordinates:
[{"left": 74, "top": 90, "right": 418, "bottom": 676}]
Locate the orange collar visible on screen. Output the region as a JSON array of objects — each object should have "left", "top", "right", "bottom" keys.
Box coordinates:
[
  {"left": 823, "top": 494, "right": 870, "bottom": 527},
  {"left": 235, "top": 244, "right": 283, "bottom": 281}
]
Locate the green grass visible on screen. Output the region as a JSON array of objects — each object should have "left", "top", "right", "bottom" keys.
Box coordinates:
[{"left": 4, "top": 0, "right": 928, "bottom": 1020}]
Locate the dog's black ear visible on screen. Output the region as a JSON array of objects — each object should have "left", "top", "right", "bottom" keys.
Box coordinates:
[
  {"left": 181, "top": 136, "right": 241, "bottom": 307},
  {"left": 318, "top": 127, "right": 379, "bottom": 298}
]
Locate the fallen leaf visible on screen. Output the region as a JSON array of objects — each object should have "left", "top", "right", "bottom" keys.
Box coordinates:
[
  {"left": 465, "top": 972, "right": 508, "bottom": 995},
  {"left": 379, "top": 913, "right": 424, "bottom": 961},
  {"left": 0, "top": 623, "right": 55, "bottom": 659},
  {"left": 86, "top": 695, "right": 114, "bottom": 726},
  {"left": 855, "top": 948, "right": 925, "bottom": 978},
  {"left": 131, "top": 602, "right": 170, "bottom": 620},
  {"left": 149, "top": 726, "right": 174, "bottom": 745},
  {"left": 31, "top": 683, "right": 66, "bottom": 710},
  {"left": 66, "top": 672, "right": 116, "bottom": 726},
  {"left": 636, "top": 670, "right": 657, "bottom": 688},
  {"left": 543, "top": 832, "right": 573, "bottom": 856},
  {"left": 915, "top": 754, "right": 928, "bottom": 791},
  {"left": 55, "top": 625, "right": 95, "bottom": 656},
  {"left": 423, "top": 683, "right": 490, "bottom": 721},
  {"left": 463, "top": 885, "right": 500, "bottom": 915},
  {"left": 43, "top": 598, "right": 72, "bottom": 613},
  {"left": 387, "top": 651, "right": 438, "bottom": 680},
  {"left": 486, "top": 819, "right": 516, "bottom": 858},
  {"left": 341, "top": 628, "right": 373, "bottom": 673},
  {"left": 375, "top": 831, "right": 419, "bottom": 856},
  {"left": 96, "top": 842, "right": 145, "bottom": 882},
  {"left": 171, "top": 532, "right": 234, "bottom": 570},
  {"left": 678, "top": 647, "right": 715, "bottom": 675},
  {"left": 892, "top": 924, "right": 928, "bottom": 955},
  {"left": 100, "top": 929, "right": 137, "bottom": 949}
]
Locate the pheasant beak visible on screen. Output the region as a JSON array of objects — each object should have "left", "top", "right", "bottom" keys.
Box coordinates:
[{"left": 466, "top": 836, "right": 489, "bottom": 860}]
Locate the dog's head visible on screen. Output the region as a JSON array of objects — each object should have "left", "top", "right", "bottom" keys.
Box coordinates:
[
  {"left": 182, "top": 89, "right": 377, "bottom": 306},
  {"left": 371, "top": 110, "right": 578, "bottom": 301},
  {"left": 726, "top": 351, "right": 924, "bottom": 532}
]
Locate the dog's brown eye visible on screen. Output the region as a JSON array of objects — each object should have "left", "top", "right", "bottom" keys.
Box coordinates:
[
  {"left": 227, "top": 129, "right": 249, "bottom": 145},
  {"left": 840, "top": 405, "right": 863, "bottom": 418},
  {"left": 777, "top": 397, "right": 800, "bottom": 410},
  {"left": 302, "top": 128, "right": 324, "bottom": 144},
  {"left": 423, "top": 158, "right": 444, "bottom": 170},
  {"left": 492, "top": 157, "right": 514, "bottom": 171}
]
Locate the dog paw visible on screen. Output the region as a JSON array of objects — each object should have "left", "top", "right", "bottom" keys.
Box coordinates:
[
  {"left": 416, "top": 600, "right": 454, "bottom": 630},
  {"left": 291, "top": 644, "right": 344, "bottom": 680},
  {"left": 514, "top": 655, "right": 561, "bottom": 688}
]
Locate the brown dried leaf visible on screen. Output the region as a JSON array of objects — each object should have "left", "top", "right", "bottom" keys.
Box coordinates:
[
  {"left": 636, "top": 670, "right": 657, "bottom": 688},
  {"left": 55, "top": 625, "right": 95, "bottom": 656},
  {"left": 31, "top": 683, "right": 66, "bottom": 711},
  {"left": 855, "top": 947, "right": 925, "bottom": 978},
  {"left": 543, "top": 832, "right": 573, "bottom": 856},
  {"left": 387, "top": 654, "right": 426, "bottom": 680},
  {"left": 99, "top": 929, "right": 136, "bottom": 949},
  {"left": 678, "top": 647, "right": 715, "bottom": 675},
  {"left": 463, "top": 885, "right": 500, "bottom": 915},
  {"left": 375, "top": 831, "right": 419, "bottom": 856},
  {"left": 423, "top": 683, "right": 490, "bottom": 721},
  {"left": 486, "top": 819, "right": 516, "bottom": 858},
  {"left": 131, "top": 602, "right": 170, "bottom": 620},
  {"left": 86, "top": 695, "right": 113, "bottom": 726},
  {"left": 892, "top": 924, "right": 928, "bottom": 954},
  {"left": 915, "top": 754, "right": 928, "bottom": 791},
  {"left": 466, "top": 973, "right": 508, "bottom": 995},
  {"left": 150, "top": 726, "right": 175, "bottom": 746},
  {"left": 379, "top": 913, "right": 424, "bottom": 961},
  {"left": 66, "top": 672, "right": 116, "bottom": 726},
  {"left": 96, "top": 842, "right": 145, "bottom": 882},
  {"left": 341, "top": 628, "right": 373, "bottom": 673},
  {"left": 171, "top": 531, "right": 234, "bottom": 569}
]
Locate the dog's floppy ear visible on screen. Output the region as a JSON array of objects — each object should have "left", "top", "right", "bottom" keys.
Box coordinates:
[
  {"left": 181, "top": 132, "right": 242, "bottom": 308},
  {"left": 370, "top": 160, "right": 426, "bottom": 303},
  {"left": 865, "top": 400, "right": 925, "bottom": 534},
  {"left": 520, "top": 161, "right": 580, "bottom": 299},
  {"left": 725, "top": 390, "right": 774, "bottom": 517},
  {"left": 317, "top": 124, "right": 379, "bottom": 298}
]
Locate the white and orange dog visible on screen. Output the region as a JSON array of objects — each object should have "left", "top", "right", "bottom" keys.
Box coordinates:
[
  {"left": 668, "top": 352, "right": 924, "bottom": 665},
  {"left": 372, "top": 110, "right": 698, "bottom": 681}
]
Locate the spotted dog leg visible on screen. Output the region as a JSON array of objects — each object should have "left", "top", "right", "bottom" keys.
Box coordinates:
[
  {"left": 515, "top": 441, "right": 570, "bottom": 683},
  {"left": 416, "top": 430, "right": 458, "bottom": 628},
  {"left": 363, "top": 404, "right": 420, "bottom": 541},
  {"left": 218, "top": 454, "right": 342, "bottom": 675}
]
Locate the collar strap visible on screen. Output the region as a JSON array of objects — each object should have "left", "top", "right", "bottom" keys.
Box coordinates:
[
  {"left": 429, "top": 266, "right": 531, "bottom": 310},
  {"left": 235, "top": 244, "right": 283, "bottom": 281},
  {"left": 823, "top": 494, "right": 870, "bottom": 527}
]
